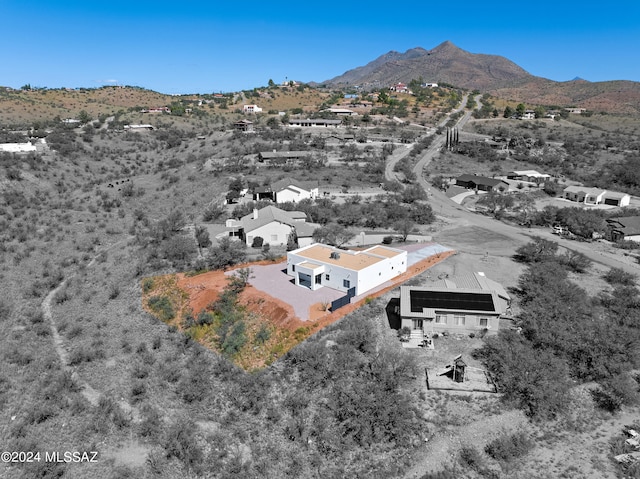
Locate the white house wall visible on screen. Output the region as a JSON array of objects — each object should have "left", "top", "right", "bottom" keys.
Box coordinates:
[
  {"left": 246, "top": 222, "right": 292, "bottom": 246},
  {"left": 357, "top": 252, "right": 407, "bottom": 295}
]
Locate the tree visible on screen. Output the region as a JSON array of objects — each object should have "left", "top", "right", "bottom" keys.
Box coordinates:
[
  {"left": 513, "top": 237, "right": 558, "bottom": 263},
  {"left": 78, "top": 110, "right": 92, "bottom": 124},
  {"left": 195, "top": 226, "right": 211, "bottom": 250},
  {"left": 268, "top": 79, "right": 275, "bottom": 88},
  {"left": 207, "top": 237, "right": 247, "bottom": 270},
  {"left": 312, "top": 223, "right": 355, "bottom": 247},
  {"left": 393, "top": 219, "right": 414, "bottom": 242},
  {"left": 503, "top": 106, "right": 513, "bottom": 118},
  {"left": 516, "top": 103, "right": 526, "bottom": 117}
]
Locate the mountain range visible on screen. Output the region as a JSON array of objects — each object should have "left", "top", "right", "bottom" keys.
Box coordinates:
[{"left": 323, "top": 41, "right": 640, "bottom": 114}]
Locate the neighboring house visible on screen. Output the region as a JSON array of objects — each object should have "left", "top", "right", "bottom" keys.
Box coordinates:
[
  {"left": 0, "top": 142, "right": 37, "bottom": 153},
  {"left": 456, "top": 174, "right": 508, "bottom": 192},
  {"left": 325, "top": 108, "right": 357, "bottom": 116},
  {"left": 607, "top": 216, "right": 640, "bottom": 242},
  {"left": 251, "top": 185, "right": 274, "bottom": 201},
  {"left": 243, "top": 104, "right": 262, "bottom": 114},
  {"left": 563, "top": 186, "right": 606, "bottom": 205},
  {"left": 398, "top": 272, "right": 510, "bottom": 337},
  {"left": 602, "top": 191, "right": 631, "bottom": 207},
  {"left": 124, "top": 124, "right": 155, "bottom": 130},
  {"left": 565, "top": 107, "right": 587, "bottom": 114},
  {"left": 226, "top": 206, "right": 317, "bottom": 247},
  {"left": 288, "top": 118, "right": 342, "bottom": 127},
  {"left": 389, "top": 82, "right": 412, "bottom": 94},
  {"left": 522, "top": 110, "right": 536, "bottom": 120},
  {"left": 506, "top": 170, "right": 551, "bottom": 185},
  {"left": 258, "top": 151, "right": 312, "bottom": 165},
  {"left": 421, "top": 82, "right": 438, "bottom": 88},
  {"left": 272, "top": 177, "right": 319, "bottom": 204},
  {"left": 233, "top": 119, "right": 254, "bottom": 132},
  {"left": 287, "top": 243, "right": 407, "bottom": 296}
]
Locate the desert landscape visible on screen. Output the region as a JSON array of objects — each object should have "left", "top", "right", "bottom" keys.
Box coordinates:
[{"left": 2, "top": 24, "right": 640, "bottom": 479}]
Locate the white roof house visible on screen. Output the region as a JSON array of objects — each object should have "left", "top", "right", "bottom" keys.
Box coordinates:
[
  {"left": 287, "top": 243, "right": 407, "bottom": 296},
  {"left": 0, "top": 142, "right": 37, "bottom": 153}
]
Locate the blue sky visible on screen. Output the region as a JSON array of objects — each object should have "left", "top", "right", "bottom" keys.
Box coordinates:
[{"left": 2, "top": 1, "right": 639, "bottom": 94}]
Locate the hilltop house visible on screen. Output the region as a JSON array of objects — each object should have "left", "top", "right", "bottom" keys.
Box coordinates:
[
  {"left": 243, "top": 104, "right": 262, "bottom": 114},
  {"left": 398, "top": 272, "right": 510, "bottom": 337},
  {"left": 226, "top": 205, "right": 317, "bottom": 247},
  {"left": 233, "top": 119, "right": 254, "bottom": 132},
  {"left": 606, "top": 216, "right": 640, "bottom": 242},
  {"left": 456, "top": 174, "right": 509, "bottom": 192},
  {"left": 287, "top": 243, "right": 407, "bottom": 296}
]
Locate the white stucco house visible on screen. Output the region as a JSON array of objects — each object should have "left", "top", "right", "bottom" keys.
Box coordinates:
[
  {"left": 243, "top": 104, "right": 262, "bottom": 114},
  {"left": 563, "top": 186, "right": 606, "bottom": 205},
  {"left": 226, "top": 205, "right": 317, "bottom": 247},
  {"left": 272, "top": 178, "right": 319, "bottom": 204},
  {"left": 0, "top": 142, "right": 37, "bottom": 153},
  {"left": 287, "top": 243, "right": 407, "bottom": 296},
  {"left": 563, "top": 186, "right": 630, "bottom": 206}
]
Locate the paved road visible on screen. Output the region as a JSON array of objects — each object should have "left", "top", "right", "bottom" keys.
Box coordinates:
[{"left": 382, "top": 94, "right": 640, "bottom": 275}]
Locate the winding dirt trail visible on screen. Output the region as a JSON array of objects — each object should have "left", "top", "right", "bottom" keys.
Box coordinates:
[{"left": 42, "top": 238, "right": 140, "bottom": 421}]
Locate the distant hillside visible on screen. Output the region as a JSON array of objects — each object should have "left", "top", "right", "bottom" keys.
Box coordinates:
[{"left": 324, "top": 41, "right": 640, "bottom": 114}]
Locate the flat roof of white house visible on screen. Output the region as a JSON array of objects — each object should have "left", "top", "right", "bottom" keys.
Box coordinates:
[{"left": 291, "top": 243, "right": 405, "bottom": 272}]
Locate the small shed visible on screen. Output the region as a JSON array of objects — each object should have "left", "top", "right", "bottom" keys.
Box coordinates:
[{"left": 452, "top": 355, "right": 467, "bottom": 383}]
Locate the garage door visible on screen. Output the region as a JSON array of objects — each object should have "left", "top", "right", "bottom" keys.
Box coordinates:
[{"left": 604, "top": 198, "right": 619, "bottom": 206}]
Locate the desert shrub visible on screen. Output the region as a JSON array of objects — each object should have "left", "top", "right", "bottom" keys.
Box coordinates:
[
  {"left": 603, "top": 267, "right": 637, "bottom": 286},
  {"left": 255, "top": 323, "right": 271, "bottom": 344},
  {"left": 560, "top": 250, "right": 592, "bottom": 273},
  {"left": 147, "top": 295, "right": 175, "bottom": 321},
  {"left": 130, "top": 381, "right": 146, "bottom": 403},
  {"left": 220, "top": 321, "right": 247, "bottom": 356},
  {"left": 484, "top": 431, "right": 534, "bottom": 462},
  {"left": 591, "top": 373, "right": 640, "bottom": 412},
  {"left": 207, "top": 237, "right": 247, "bottom": 270},
  {"left": 513, "top": 237, "right": 558, "bottom": 263},
  {"left": 138, "top": 405, "right": 163, "bottom": 439},
  {"left": 251, "top": 236, "right": 264, "bottom": 248},
  {"left": 458, "top": 445, "right": 484, "bottom": 471},
  {"left": 163, "top": 416, "right": 203, "bottom": 471},
  {"left": 196, "top": 310, "right": 214, "bottom": 326},
  {"left": 142, "top": 277, "right": 154, "bottom": 293}
]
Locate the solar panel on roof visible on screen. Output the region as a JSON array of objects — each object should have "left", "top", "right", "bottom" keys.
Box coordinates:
[{"left": 409, "top": 290, "right": 495, "bottom": 312}]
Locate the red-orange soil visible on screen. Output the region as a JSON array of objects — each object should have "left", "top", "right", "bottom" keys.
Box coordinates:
[{"left": 176, "top": 250, "right": 455, "bottom": 332}]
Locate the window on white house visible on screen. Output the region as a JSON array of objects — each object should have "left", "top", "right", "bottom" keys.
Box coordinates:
[
  {"left": 343, "top": 279, "right": 350, "bottom": 288},
  {"left": 454, "top": 314, "right": 465, "bottom": 326},
  {"left": 479, "top": 317, "right": 488, "bottom": 327},
  {"left": 325, "top": 274, "right": 330, "bottom": 281},
  {"left": 271, "top": 234, "right": 278, "bottom": 242},
  {"left": 435, "top": 314, "right": 446, "bottom": 324},
  {"left": 291, "top": 265, "right": 295, "bottom": 272}
]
